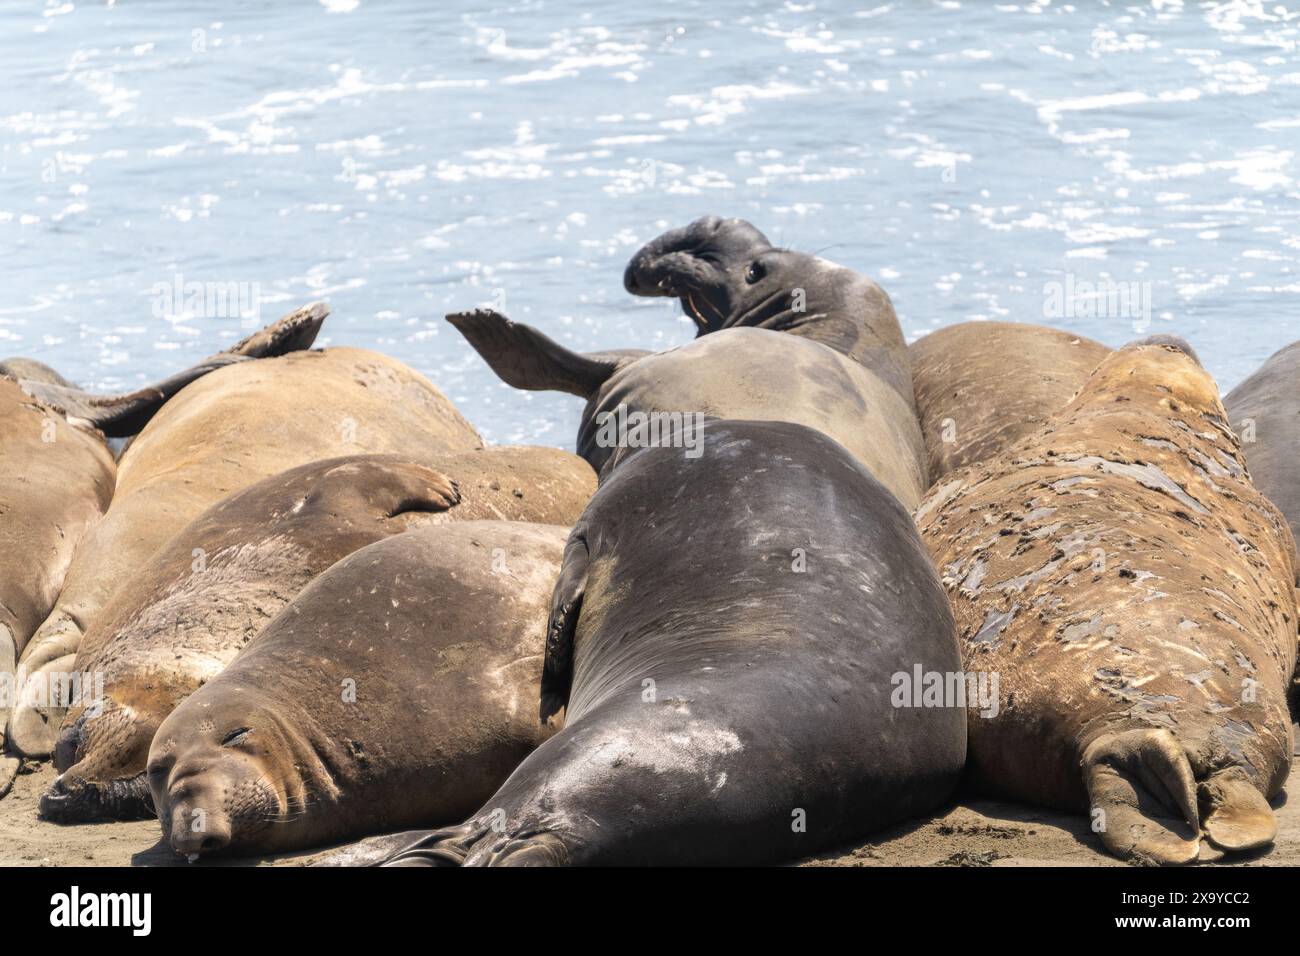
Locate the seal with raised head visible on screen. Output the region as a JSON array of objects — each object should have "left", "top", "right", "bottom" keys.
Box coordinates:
[
  {"left": 323, "top": 419, "right": 965, "bottom": 867},
  {"left": 8, "top": 346, "right": 482, "bottom": 757},
  {"left": 147, "top": 520, "right": 569, "bottom": 859},
  {"left": 917, "top": 340, "right": 1298, "bottom": 864},
  {"left": 623, "top": 215, "right": 911, "bottom": 398},
  {"left": 447, "top": 309, "right": 927, "bottom": 506},
  {"left": 41, "top": 447, "right": 594, "bottom": 822},
  {"left": 1225, "top": 340, "right": 1300, "bottom": 581},
  {"left": 909, "top": 321, "right": 1111, "bottom": 484}
]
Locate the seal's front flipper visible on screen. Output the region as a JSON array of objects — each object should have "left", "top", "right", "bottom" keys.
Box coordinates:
[
  {"left": 540, "top": 531, "right": 589, "bottom": 723},
  {"left": 447, "top": 309, "right": 642, "bottom": 398},
  {"left": 224, "top": 300, "right": 328, "bottom": 359},
  {"left": 1083, "top": 729, "right": 1200, "bottom": 865},
  {"left": 1198, "top": 768, "right": 1276, "bottom": 853}
]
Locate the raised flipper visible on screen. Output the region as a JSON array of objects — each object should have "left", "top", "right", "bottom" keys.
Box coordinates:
[
  {"left": 1198, "top": 767, "right": 1276, "bottom": 853},
  {"left": 12, "top": 301, "right": 328, "bottom": 437},
  {"left": 1083, "top": 728, "right": 1200, "bottom": 865},
  {"left": 446, "top": 308, "right": 644, "bottom": 399},
  {"left": 540, "top": 530, "right": 589, "bottom": 723}
]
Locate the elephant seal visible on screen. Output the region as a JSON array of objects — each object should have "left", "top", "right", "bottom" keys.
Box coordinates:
[
  {"left": 447, "top": 309, "right": 927, "bottom": 506},
  {"left": 622, "top": 215, "right": 912, "bottom": 401},
  {"left": 41, "top": 447, "right": 594, "bottom": 822},
  {"left": 909, "top": 321, "right": 1111, "bottom": 483},
  {"left": 0, "top": 304, "right": 326, "bottom": 786},
  {"left": 7, "top": 347, "right": 482, "bottom": 757},
  {"left": 148, "top": 521, "right": 568, "bottom": 859},
  {"left": 324, "top": 420, "right": 966, "bottom": 867},
  {"left": 0, "top": 378, "right": 115, "bottom": 795},
  {"left": 917, "top": 341, "right": 1298, "bottom": 864},
  {"left": 3, "top": 301, "right": 327, "bottom": 437},
  {"left": 1225, "top": 340, "right": 1300, "bottom": 581}
]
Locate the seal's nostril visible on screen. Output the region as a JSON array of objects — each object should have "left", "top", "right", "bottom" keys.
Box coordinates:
[{"left": 201, "top": 836, "right": 222, "bottom": 851}]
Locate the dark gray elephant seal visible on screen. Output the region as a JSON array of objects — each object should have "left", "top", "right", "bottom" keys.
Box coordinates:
[
  {"left": 42, "top": 447, "right": 594, "bottom": 822},
  {"left": 1226, "top": 340, "right": 1300, "bottom": 582},
  {"left": 909, "top": 321, "right": 1112, "bottom": 484},
  {"left": 622, "top": 215, "right": 911, "bottom": 401},
  {"left": 323, "top": 420, "right": 965, "bottom": 867},
  {"left": 147, "top": 521, "right": 568, "bottom": 859},
  {"left": 447, "top": 309, "right": 928, "bottom": 506}
]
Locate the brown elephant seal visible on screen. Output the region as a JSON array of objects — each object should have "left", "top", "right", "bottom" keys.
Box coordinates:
[
  {"left": 323, "top": 420, "right": 965, "bottom": 867},
  {"left": 41, "top": 447, "right": 594, "bottom": 822},
  {"left": 447, "top": 309, "right": 927, "bottom": 506},
  {"left": 0, "top": 378, "right": 115, "bottom": 796},
  {"left": 8, "top": 347, "right": 482, "bottom": 757},
  {"left": 0, "top": 304, "right": 326, "bottom": 787},
  {"left": 1225, "top": 340, "right": 1300, "bottom": 582},
  {"left": 147, "top": 520, "right": 568, "bottom": 859},
  {"left": 4, "top": 301, "right": 327, "bottom": 437},
  {"left": 917, "top": 341, "right": 1298, "bottom": 864},
  {"left": 622, "top": 215, "right": 911, "bottom": 401},
  {"left": 909, "top": 321, "right": 1111, "bottom": 483}
]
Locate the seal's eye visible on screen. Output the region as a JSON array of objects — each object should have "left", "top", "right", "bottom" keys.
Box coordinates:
[
  {"left": 221, "top": 727, "right": 252, "bottom": 747},
  {"left": 745, "top": 261, "right": 766, "bottom": 284}
]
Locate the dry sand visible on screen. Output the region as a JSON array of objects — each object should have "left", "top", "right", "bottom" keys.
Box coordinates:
[{"left": 1, "top": 759, "right": 1295, "bottom": 867}]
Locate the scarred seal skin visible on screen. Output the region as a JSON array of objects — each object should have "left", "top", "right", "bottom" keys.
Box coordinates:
[
  {"left": 1225, "top": 339, "right": 1300, "bottom": 583},
  {"left": 909, "top": 321, "right": 1112, "bottom": 484},
  {"left": 147, "top": 521, "right": 569, "bottom": 859},
  {"left": 42, "top": 448, "right": 595, "bottom": 823},
  {"left": 7, "top": 347, "right": 482, "bottom": 758},
  {"left": 320, "top": 420, "right": 966, "bottom": 867},
  {"left": 916, "top": 341, "right": 1298, "bottom": 865},
  {"left": 447, "top": 310, "right": 928, "bottom": 507}
]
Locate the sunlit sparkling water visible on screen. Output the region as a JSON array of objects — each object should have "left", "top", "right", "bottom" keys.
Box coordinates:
[{"left": 2, "top": 0, "right": 1296, "bottom": 446}]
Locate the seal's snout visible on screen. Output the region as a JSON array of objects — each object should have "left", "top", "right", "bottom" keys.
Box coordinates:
[
  {"left": 622, "top": 259, "right": 643, "bottom": 295},
  {"left": 167, "top": 801, "right": 232, "bottom": 858}
]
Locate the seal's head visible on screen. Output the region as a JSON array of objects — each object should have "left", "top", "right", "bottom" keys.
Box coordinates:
[
  {"left": 623, "top": 216, "right": 810, "bottom": 334},
  {"left": 40, "top": 701, "right": 158, "bottom": 822},
  {"left": 147, "top": 689, "right": 302, "bottom": 859}
]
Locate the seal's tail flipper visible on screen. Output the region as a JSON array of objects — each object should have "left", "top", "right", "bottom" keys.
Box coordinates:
[
  {"left": 1083, "top": 728, "right": 1200, "bottom": 865},
  {"left": 14, "top": 302, "right": 329, "bottom": 438},
  {"left": 1198, "top": 767, "right": 1276, "bottom": 853},
  {"left": 313, "top": 823, "right": 475, "bottom": 867},
  {"left": 447, "top": 308, "right": 635, "bottom": 399}
]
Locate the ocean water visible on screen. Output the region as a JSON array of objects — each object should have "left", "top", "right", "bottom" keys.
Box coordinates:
[{"left": 2, "top": 0, "right": 1296, "bottom": 447}]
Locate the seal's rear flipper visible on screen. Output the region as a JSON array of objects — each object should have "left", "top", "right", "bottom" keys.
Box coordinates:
[
  {"left": 14, "top": 302, "right": 330, "bottom": 438},
  {"left": 1198, "top": 768, "right": 1276, "bottom": 852},
  {"left": 540, "top": 532, "right": 589, "bottom": 722},
  {"left": 313, "top": 824, "right": 472, "bottom": 867},
  {"left": 447, "top": 309, "right": 640, "bottom": 399},
  {"left": 1083, "top": 728, "right": 1200, "bottom": 865}
]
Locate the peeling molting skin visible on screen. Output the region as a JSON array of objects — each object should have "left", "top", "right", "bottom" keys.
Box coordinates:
[{"left": 916, "top": 343, "right": 1298, "bottom": 865}]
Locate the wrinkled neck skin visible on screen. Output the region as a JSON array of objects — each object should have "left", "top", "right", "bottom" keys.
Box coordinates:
[{"left": 623, "top": 216, "right": 911, "bottom": 401}]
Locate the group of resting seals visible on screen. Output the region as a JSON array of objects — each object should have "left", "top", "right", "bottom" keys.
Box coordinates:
[{"left": 2, "top": 215, "right": 1298, "bottom": 867}]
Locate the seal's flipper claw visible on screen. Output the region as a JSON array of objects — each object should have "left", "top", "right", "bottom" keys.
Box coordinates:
[
  {"left": 1083, "top": 729, "right": 1200, "bottom": 865},
  {"left": 1198, "top": 769, "right": 1276, "bottom": 853},
  {"left": 446, "top": 309, "right": 632, "bottom": 399}
]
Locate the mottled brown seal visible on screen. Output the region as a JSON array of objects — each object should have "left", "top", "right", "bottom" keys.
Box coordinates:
[
  {"left": 917, "top": 341, "right": 1297, "bottom": 864},
  {"left": 909, "top": 321, "right": 1111, "bottom": 484},
  {"left": 148, "top": 521, "right": 568, "bottom": 858},
  {"left": 8, "top": 347, "right": 482, "bottom": 757},
  {"left": 41, "top": 447, "right": 593, "bottom": 821}
]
